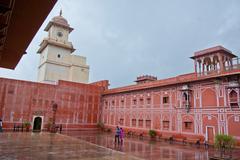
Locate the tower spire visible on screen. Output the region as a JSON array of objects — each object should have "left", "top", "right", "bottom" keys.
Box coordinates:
[{"left": 60, "top": 9, "right": 62, "bottom": 16}]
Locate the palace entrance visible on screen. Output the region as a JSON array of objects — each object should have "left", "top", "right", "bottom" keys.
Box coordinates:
[
  {"left": 33, "top": 116, "right": 43, "bottom": 132},
  {"left": 206, "top": 126, "right": 214, "bottom": 144}
]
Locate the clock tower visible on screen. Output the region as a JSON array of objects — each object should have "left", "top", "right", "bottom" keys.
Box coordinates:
[{"left": 37, "top": 11, "right": 89, "bottom": 84}]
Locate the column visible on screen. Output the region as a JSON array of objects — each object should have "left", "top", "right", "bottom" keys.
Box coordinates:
[
  {"left": 230, "top": 59, "right": 233, "bottom": 68},
  {"left": 194, "top": 60, "right": 197, "bottom": 73},
  {"left": 218, "top": 54, "right": 225, "bottom": 71},
  {"left": 198, "top": 61, "right": 202, "bottom": 74},
  {"left": 210, "top": 56, "right": 214, "bottom": 71},
  {"left": 130, "top": 115, "right": 132, "bottom": 127},
  {"left": 202, "top": 63, "right": 205, "bottom": 75},
  {"left": 124, "top": 113, "right": 126, "bottom": 126}
]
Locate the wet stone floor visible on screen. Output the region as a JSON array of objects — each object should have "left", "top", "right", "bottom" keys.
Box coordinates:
[
  {"left": 0, "top": 131, "right": 240, "bottom": 160},
  {"left": 0, "top": 132, "right": 140, "bottom": 160},
  {"left": 64, "top": 131, "right": 240, "bottom": 160}
]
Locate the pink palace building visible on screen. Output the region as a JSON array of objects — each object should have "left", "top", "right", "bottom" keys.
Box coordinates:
[
  {"left": 0, "top": 45, "right": 240, "bottom": 145},
  {"left": 102, "top": 46, "right": 240, "bottom": 144},
  {"left": 0, "top": 8, "right": 239, "bottom": 145}
]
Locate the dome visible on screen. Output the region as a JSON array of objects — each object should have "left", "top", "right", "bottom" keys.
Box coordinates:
[
  {"left": 51, "top": 10, "right": 69, "bottom": 27},
  {"left": 44, "top": 10, "right": 73, "bottom": 32},
  {"left": 52, "top": 15, "right": 69, "bottom": 27}
]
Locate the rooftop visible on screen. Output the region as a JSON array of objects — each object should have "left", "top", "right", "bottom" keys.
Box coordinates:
[
  {"left": 103, "top": 69, "right": 240, "bottom": 95},
  {"left": 135, "top": 75, "right": 157, "bottom": 84},
  {"left": 0, "top": 0, "right": 57, "bottom": 69},
  {"left": 190, "top": 45, "right": 237, "bottom": 59}
]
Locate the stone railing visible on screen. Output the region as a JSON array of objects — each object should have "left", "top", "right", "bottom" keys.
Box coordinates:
[{"left": 197, "top": 63, "right": 240, "bottom": 77}]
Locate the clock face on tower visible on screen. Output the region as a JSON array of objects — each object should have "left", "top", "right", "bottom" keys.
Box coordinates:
[{"left": 57, "top": 31, "right": 63, "bottom": 37}]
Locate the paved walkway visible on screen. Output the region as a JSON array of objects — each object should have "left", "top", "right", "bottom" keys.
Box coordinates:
[
  {"left": 1, "top": 132, "right": 240, "bottom": 160},
  {"left": 0, "top": 132, "right": 141, "bottom": 160},
  {"left": 64, "top": 131, "right": 240, "bottom": 160}
]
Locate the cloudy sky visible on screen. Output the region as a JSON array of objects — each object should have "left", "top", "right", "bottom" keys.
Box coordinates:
[{"left": 0, "top": 0, "right": 240, "bottom": 88}]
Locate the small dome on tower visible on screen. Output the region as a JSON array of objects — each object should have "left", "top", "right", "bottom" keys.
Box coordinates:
[
  {"left": 44, "top": 10, "right": 73, "bottom": 32},
  {"left": 52, "top": 10, "right": 69, "bottom": 27}
]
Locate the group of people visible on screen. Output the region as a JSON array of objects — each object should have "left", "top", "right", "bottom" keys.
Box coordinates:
[{"left": 114, "top": 126, "right": 124, "bottom": 144}]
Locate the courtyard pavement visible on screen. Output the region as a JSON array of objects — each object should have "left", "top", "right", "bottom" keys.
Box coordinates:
[
  {"left": 64, "top": 131, "right": 240, "bottom": 160},
  {"left": 0, "top": 132, "right": 141, "bottom": 160},
  {"left": 1, "top": 131, "right": 240, "bottom": 160}
]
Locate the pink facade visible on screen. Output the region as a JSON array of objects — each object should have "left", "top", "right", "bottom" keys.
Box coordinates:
[
  {"left": 102, "top": 46, "right": 240, "bottom": 144},
  {"left": 0, "top": 46, "right": 240, "bottom": 145},
  {"left": 0, "top": 78, "right": 107, "bottom": 131}
]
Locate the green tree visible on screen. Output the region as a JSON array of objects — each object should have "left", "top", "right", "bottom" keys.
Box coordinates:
[
  {"left": 23, "top": 121, "right": 31, "bottom": 132},
  {"left": 214, "top": 134, "right": 236, "bottom": 158},
  {"left": 148, "top": 130, "right": 157, "bottom": 138}
]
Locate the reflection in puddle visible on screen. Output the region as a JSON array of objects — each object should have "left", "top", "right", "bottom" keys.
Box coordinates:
[{"left": 64, "top": 131, "right": 240, "bottom": 160}]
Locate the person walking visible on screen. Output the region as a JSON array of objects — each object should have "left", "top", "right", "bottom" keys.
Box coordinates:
[
  {"left": 59, "top": 124, "right": 62, "bottom": 133},
  {"left": 120, "top": 128, "right": 124, "bottom": 145},
  {"left": 115, "top": 126, "right": 120, "bottom": 144},
  {"left": 204, "top": 138, "right": 209, "bottom": 149},
  {"left": 0, "top": 119, "right": 3, "bottom": 132}
]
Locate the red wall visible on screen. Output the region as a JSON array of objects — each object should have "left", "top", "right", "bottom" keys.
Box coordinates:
[
  {"left": 1, "top": 76, "right": 240, "bottom": 145},
  {"left": 102, "top": 79, "right": 240, "bottom": 144},
  {"left": 0, "top": 78, "right": 105, "bottom": 131}
]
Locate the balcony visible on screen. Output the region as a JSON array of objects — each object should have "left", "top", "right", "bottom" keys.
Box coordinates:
[{"left": 197, "top": 58, "right": 240, "bottom": 77}]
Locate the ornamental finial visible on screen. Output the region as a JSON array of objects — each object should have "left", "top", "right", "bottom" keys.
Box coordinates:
[{"left": 60, "top": 9, "right": 62, "bottom": 16}]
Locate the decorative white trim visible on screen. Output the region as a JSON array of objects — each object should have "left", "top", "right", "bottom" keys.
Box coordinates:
[
  {"left": 234, "top": 115, "right": 239, "bottom": 122},
  {"left": 206, "top": 126, "right": 215, "bottom": 142},
  {"left": 216, "top": 84, "right": 219, "bottom": 107},
  {"left": 207, "top": 115, "right": 212, "bottom": 120}
]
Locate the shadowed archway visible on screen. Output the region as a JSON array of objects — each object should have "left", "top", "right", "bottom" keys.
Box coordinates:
[{"left": 33, "top": 117, "right": 42, "bottom": 132}]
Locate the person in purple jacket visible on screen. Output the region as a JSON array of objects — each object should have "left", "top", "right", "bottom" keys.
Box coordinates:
[
  {"left": 120, "top": 127, "right": 124, "bottom": 144},
  {"left": 0, "top": 119, "right": 3, "bottom": 132}
]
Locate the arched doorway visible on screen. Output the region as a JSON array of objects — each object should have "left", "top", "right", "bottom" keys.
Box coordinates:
[{"left": 33, "top": 117, "right": 42, "bottom": 132}]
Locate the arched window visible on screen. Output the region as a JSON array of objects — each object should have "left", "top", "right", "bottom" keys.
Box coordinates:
[
  {"left": 183, "top": 92, "right": 189, "bottom": 101},
  {"left": 182, "top": 92, "right": 191, "bottom": 112},
  {"left": 203, "top": 57, "right": 212, "bottom": 72}
]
